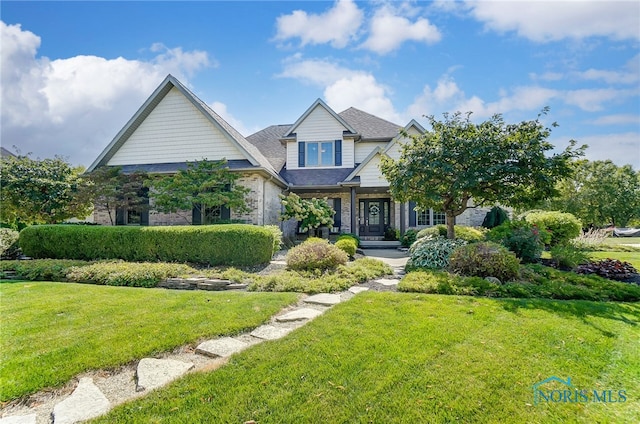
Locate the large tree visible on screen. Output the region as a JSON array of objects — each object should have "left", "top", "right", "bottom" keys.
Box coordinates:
[
  {"left": 147, "top": 159, "right": 250, "bottom": 224},
  {"left": 545, "top": 160, "right": 640, "bottom": 227},
  {"left": 79, "top": 166, "right": 149, "bottom": 225},
  {"left": 0, "top": 154, "right": 92, "bottom": 225},
  {"left": 380, "top": 111, "right": 584, "bottom": 239}
]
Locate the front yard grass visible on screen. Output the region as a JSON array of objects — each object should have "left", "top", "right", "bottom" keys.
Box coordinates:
[
  {"left": 0, "top": 282, "right": 299, "bottom": 402},
  {"left": 93, "top": 292, "right": 639, "bottom": 423}
]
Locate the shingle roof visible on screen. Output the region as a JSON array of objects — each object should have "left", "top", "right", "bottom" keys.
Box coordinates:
[
  {"left": 1, "top": 147, "right": 16, "bottom": 158},
  {"left": 338, "top": 107, "right": 401, "bottom": 141},
  {"left": 246, "top": 124, "right": 290, "bottom": 172},
  {"left": 280, "top": 168, "right": 357, "bottom": 187}
]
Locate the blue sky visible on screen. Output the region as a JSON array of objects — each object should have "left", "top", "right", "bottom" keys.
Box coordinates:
[{"left": 2, "top": 1, "right": 639, "bottom": 169}]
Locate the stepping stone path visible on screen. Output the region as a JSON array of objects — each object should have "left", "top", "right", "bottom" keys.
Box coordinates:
[
  {"left": 0, "top": 284, "right": 376, "bottom": 424},
  {"left": 0, "top": 244, "right": 413, "bottom": 424}
]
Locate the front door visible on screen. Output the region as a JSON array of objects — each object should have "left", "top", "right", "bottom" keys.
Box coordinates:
[{"left": 359, "top": 199, "right": 389, "bottom": 236}]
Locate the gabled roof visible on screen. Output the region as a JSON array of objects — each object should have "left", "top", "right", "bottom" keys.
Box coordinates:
[
  {"left": 343, "top": 146, "right": 384, "bottom": 183},
  {"left": 1, "top": 147, "right": 16, "bottom": 158},
  {"left": 282, "top": 98, "right": 357, "bottom": 139},
  {"left": 280, "top": 167, "right": 357, "bottom": 188},
  {"left": 404, "top": 119, "right": 426, "bottom": 134},
  {"left": 246, "top": 124, "right": 290, "bottom": 172},
  {"left": 87, "top": 75, "right": 280, "bottom": 181},
  {"left": 338, "top": 107, "right": 401, "bottom": 141}
]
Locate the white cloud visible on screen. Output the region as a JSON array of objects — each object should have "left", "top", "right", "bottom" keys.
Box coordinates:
[
  {"left": 278, "top": 55, "right": 402, "bottom": 123},
  {"left": 209, "top": 101, "right": 250, "bottom": 136},
  {"left": 360, "top": 4, "right": 441, "bottom": 54},
  {"left": 591, "top": 114, "right": 640, "bottom": 126},
  {"left": 469, "top": 1, "right": 640, "bottom": 42},
  {"left": 575, "top": 54, "right": 640, "bottom": 85},
  {"left": 564, "top": 88, "right": 638, "bottom": 112},
  {"left": 0, "top": 21, "right": 213, "bottom": 166},
  {"left": 577, "top": 132, "right": 640, "bottom": 168},
  {"left": 274, "top": 0, "right": 363, "bottom": 48}
]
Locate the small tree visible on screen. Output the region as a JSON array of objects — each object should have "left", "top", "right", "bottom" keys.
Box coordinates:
[
  {"left": 79, "top": 166, "right": 149, "bottom": 225},
  {"left": 1, "top": 154, "right": 92, "bottom": 224},
  {"left": 147, "top": 159, "right": 250, "bottom": 224},
  {"left": 279, "top": 193, "right": 334, "bottom": 233},
  {"left": 381, "top": 110, "right": 584, "bottom": 239}
]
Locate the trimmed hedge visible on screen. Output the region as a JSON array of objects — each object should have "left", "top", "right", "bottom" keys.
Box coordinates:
[{"left": 19, "top": 224, "right": 274, "bottom": 266}]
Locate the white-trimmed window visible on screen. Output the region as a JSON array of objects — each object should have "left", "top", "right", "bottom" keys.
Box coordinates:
[
  {"left": 298, "top": 140, "right": 342, "bottom": 167},
  {"left": 409, "top": 201, "right": 448, "bottom": 227}
]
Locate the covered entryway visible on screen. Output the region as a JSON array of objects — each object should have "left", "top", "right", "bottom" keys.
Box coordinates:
[{"left": 359, "top": 198, "right": 390, "bottom": 236}]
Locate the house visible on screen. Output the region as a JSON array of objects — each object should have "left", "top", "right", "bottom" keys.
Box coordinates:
[{"left": 88, "top": 74, "right": 488, "bottom": 238}]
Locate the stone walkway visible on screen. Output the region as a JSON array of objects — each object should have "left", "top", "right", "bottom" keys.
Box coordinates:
[{"left": 1, "top": 250, "right": 408, "bottom": 424}]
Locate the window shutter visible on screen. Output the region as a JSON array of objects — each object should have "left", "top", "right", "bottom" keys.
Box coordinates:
[
  {"left": 408, "top": 201, "right": 416, "bottom": 227},
  {"left": 298, "top": 142, "right": 305, "bottom": 167},
  {"left": 221, "top": 205, "right": 231, "bottom": 220},
  {"left": 140, "top": 188, "right": 149, "bottom": 226},
  {"left": 115, "top": 208, "right": 125, "bottom": 225},
  {"left": 334, "top": 139, "right": 342, "bottom": 166},
  {"left": 192, "top": 205, "right": 202, "bottom": 225},
  {"left": 333, "top": 198, "right": 341, "bottom": 227}
]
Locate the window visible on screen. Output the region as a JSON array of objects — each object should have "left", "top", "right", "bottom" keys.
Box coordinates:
[
  {"left": 433, "top": 211, "right": 446, "bottom": 225},
  {"left": 417, "top": 210, "right": 430, "bottom": 226},
  {"left": 409, "top": 201, "right": 448, "bottom": 227},
  {"left": 192, "top": 204, "right": 230, "bottom": 225},
  {"left": 127, "top": 209, "right": 141, "bottom": 225},
  {"left": 298, "top": 140, "right": 342, "bottom": 167},
  {"left": 115, "top": 187, "right": 149, "bottom": 226}
]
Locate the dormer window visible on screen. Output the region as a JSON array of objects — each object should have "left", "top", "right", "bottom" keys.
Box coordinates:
[{"left": 298, "top": 140, "right": 342, "bottom": 167}]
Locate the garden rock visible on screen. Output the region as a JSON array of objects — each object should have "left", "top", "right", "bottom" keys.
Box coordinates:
[
  {"left": 375, "top": 278, "right": 399, "bottom": 286},
  {"left": 136, "top": 358, "right": 194, "bottom": 392},
  {"left": 250, "top": 325, "right": 292, "bottom": 340},
  {"left": 196, "top": 337, "right": 248, "bottom": 358},
  {"left": 275, "top": 308, "right": 323, "bottom": 322},
  {"left": 348, "top": 286, "right": 369, "bottom": 294},
  {"left": 303, "top": 293, "right": 341, "bottom": 306},
  {"left": 0, "top": 414, "right": 36, "bottom": 424},
  {"left": 485, "top": 276, "right": 502, "bottom": 285},
  {"left": 52, "top": 378, "right": 109, "bottom": 424}
]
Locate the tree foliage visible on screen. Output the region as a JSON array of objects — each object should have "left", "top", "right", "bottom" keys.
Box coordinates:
[
  {"left": 544, "top": 160, "right": 640, "bottom": 227},
  {"left": 380, "top": 110, "right": 584, "bottom": 239},
  {"left": 79, "top": 166, "right": 149, "bottom": 225},
  {"left": 146, "top": 159, "right": 250, "bottom": 223},
  {"left": 0, "top": 154, "right": 92, "bottom": 225}
]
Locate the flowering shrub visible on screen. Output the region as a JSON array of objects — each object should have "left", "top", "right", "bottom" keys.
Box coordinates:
[
  {"left": 523, "top": 211, "right": 581, "bottom": 247},
  {"left": 406, "top": 236, "right": 467, "bottom": 270},
  {"left": 286, "top": 238, "right": 348, "bottom": 271},
  {"left": 280, "top": 193, "right": 334, "bottom": 233},
  {"left": 486, "top": 220, "right": 546, "bottom": 263}
]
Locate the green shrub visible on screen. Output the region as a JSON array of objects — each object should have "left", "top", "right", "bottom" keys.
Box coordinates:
[
  {"left": 286, "top": 238, "right": 348, "bottom": 271},
  {"left": 481, "top": 206, "right": 510, "bottom": 229},
  {"left": 550, "top": 245, "right": 590, "bottom": 269},
  {"left": 486, "top": 220, "right": 545, "bottom": 263},
  {"left": 337, "top": 233, "right": 360, "bottom": 247},
  {"left": 448, "top": 242, "right": 520, "bottom": 281},
  {"left": 66, "top": 261, "right": 196, "bottom": 287},
  {"left": 18, "top": 224, "right": 274, "bottom": 266},
  {"left": 577, "top": 259, "right": 638, "bottom": 281},
  {"left": 383, "top": 226, "right": 399, "bottom": 241},
  {"left": 335, "top": 238, "right": 357, "bottom": 257},
  {"left": 399, "top": 266, "right": 640, "bottom": 302},
  {"left": 1, "top": 259, "right": 92, "bottom": 281},
  {"left": 416, "top": 225, "right": 485, "bottom": 242},
  {"left": 524, "top": 211, "right": 582, "bottom": 246},
  {"left": 400, "top": 229, "right": 418, "bottom": 247},
  {"left": 406, "top": 236, "right": 467, "bottom": 271},
  {"left": 249, "top": 257, "right": 391, "bottom": 293},
  {"left": 0, "top": 228, "right": 21, "bottom": 259}
]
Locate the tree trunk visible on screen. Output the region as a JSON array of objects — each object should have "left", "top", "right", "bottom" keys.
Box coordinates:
[{"left": 446, "top": 211, "right": 456, "bottom": 239}]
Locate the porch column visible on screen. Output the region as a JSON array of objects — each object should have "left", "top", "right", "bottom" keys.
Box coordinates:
[
  {"left": 400, "top": 202, "right": 405, "bottom": 235},
  {"left": 350, "top": 187, "right": 357, "bottom": 235}
]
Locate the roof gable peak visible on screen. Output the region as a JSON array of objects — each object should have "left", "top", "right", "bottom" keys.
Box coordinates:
[{"left": 284, "top": 98, "right": 357, "bottom": 138}]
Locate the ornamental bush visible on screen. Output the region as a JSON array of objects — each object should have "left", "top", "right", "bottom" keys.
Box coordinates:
[
  {"left": 279, "top": 193, "right": 334, "bottom": 233},
  {"left": 550, "top": 244, "right": 590, "bottom": 269},
  {"left": 400, "top": 229, "right": 418, "bottom": 247},
  {"left": 406, "top": 236, "right": 467, "bottom": 271},
  {"left": 486, "top": 220, "right": 545, "bottom": 263},
  {"left": 67, "top": 261, "right": 196, "bottom": 287},
  {"left": 448, "top": 242, "right": 521, "bottom": 282},
  {"left": 577, "top": 259, "right": 638, "bottom": 281},
  {"left": 481, "top": 206, "right": 510, "bottom": 229},
  {"left": 286, "top": 238, "right": 348, "bottom": 271},
  {"left": 0, "top": 228, "right": 21, "bottom": 259},
  {"left": 337, "top": 233, "right": 360, "bottom": 247},
  {"left": 524, "top": 211, "right": 582, "bottom": 246},
  {"left": 416, "top": 225, "right": 485, "bottom": 242},
  {"left": 335, "top": 238, "right": 357, "bottom": 257},
  {"left": 18, "top": 224, "right": 274, "bottom": 266}
]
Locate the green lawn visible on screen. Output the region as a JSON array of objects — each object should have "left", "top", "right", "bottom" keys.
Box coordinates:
[
  {"left": 602, "top": 236, "right": 640, "bottom": 246},
  {"left": 589, "top": 251, "right": 640, "bottom": 270},
  {"left": 93, "top": 292, "right": 640, "bottom": 423},
  {"left": 0, "top": 282, "right": 299, "bottom": 401}
]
